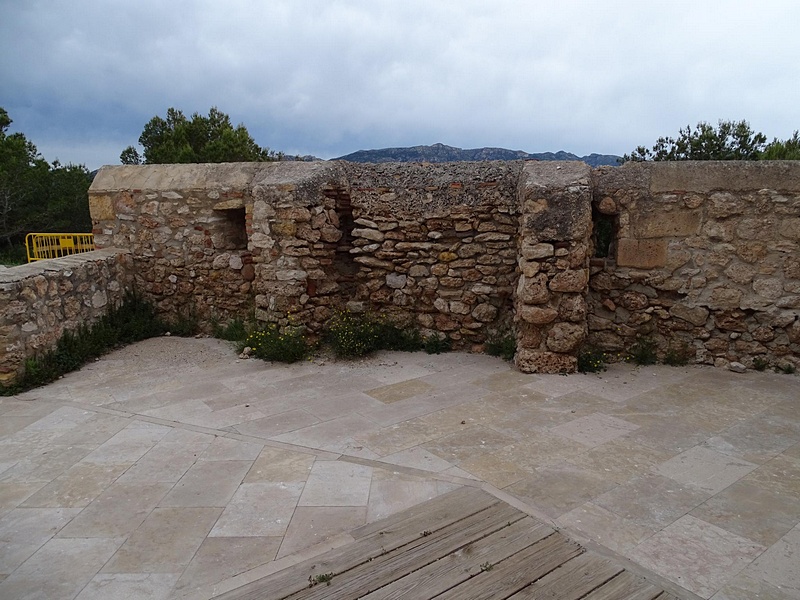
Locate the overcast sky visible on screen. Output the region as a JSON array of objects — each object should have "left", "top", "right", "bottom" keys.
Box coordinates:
[{"left": 2, "top": 0, "right": 798, "bottom": 170}]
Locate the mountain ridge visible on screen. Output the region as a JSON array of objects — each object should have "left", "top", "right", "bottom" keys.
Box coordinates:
[{"left": 334, "top": 143, "right": 621, "bottom": 167}]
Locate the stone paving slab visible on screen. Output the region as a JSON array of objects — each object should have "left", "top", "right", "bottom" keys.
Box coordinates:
[{"left": 0, "top": 336, "right": 798, "bottom": 599}]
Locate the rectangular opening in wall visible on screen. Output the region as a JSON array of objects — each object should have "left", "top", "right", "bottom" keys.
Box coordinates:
[
  {"left": 213, "top": 207, "right": 248, "bottom": 250},
  {"left": 592, "top": 212, "right": 616, "bottom": 259}
]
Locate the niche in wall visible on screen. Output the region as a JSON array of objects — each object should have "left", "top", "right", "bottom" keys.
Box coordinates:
[{"left": 212, "top": 206, "right": 248, "bottom": 250}]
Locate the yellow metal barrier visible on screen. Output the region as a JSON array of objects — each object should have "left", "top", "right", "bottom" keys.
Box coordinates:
[{"left": 25, "top": 233, "right": 95, "bottom": 262}]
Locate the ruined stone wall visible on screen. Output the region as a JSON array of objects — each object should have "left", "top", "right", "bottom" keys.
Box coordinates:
[
  {"left": 0, "top": 249, "right": 133, "bottom": 384},
  {"left": 589, "top": 161, "right": 800, "bottom": 369}
]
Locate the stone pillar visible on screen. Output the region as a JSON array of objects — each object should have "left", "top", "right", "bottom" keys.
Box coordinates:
[{"left": 515, "top": 162, "right": 592, "bottom": 373}]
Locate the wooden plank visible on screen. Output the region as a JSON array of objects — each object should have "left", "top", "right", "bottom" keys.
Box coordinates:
[
  {"left": 351, "top": 486, "right": 492, "bottom": 539},
  {"left": 509, "top": 553, "right": 623, "bottom": 599},
  {"left": 294, "top": 503, "right": 527, "bottom": 600},
  {"left": 217, "top": 488, "right": 499, "bottom": 600},
  {"left": 581, "top": 570, "right": 665, "bottom": 600},
  {"left": 435, "top": 533, "right": 584, "bottom": 600},
  {"left": 362, "top": 518, "right": 555, "bottom": 600}
]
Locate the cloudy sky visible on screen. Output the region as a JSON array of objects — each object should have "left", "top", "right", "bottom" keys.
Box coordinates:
[{"left": 2, "top": 0, "right": 798, "bottom": 170}]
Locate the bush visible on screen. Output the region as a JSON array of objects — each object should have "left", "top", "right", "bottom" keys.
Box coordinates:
[
  {"left": 664, "top": 342, "right": 693, "bottom": 366},
  {"left": 323, "top": 310, "right": 423, "bottom": 358},
  {"left": 577, "top": 346, "right": 607, "bottom": 373},
  {"left": 486, "top": 330, "right": 516, "bottom": 361},
  {"left": 212, "top": 317, "right": 248, "bottom": 343},
  {"left": 774, "top": 363, "right": 797, "bottom": 375},
  {"left": 246, "top": 323, "right": 310, "bottom": 364},
  {"left": 628, "top": 337, "right": 658, "bottom": 366},
  {"left": 423, "top": 334, "right": 452, "bottom": 355},
  {"left": 375, "top": 319, "right": 424, "bottom": 352},
  {"left": 753, "top": 357, "right": 769, "bottom": 372},
  {"left": 324, "top": 310, "right": 382, "bottom": 358}
]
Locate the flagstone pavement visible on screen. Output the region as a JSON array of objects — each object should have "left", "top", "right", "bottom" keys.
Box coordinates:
[{"left": 1, "top": 336, "right": 798, "bottom": 599}]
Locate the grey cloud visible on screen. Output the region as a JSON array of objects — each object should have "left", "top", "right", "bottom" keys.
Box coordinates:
[{"left": 1, "top": 0, "right": 798, "bottom": 169}]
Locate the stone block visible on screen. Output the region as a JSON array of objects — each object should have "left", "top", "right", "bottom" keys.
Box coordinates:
[
  {"left": 616, "top": 238, "right": 667, "bottom": 268},
  {"left": 632, "top": 210, "right": 702, "bottom": 238},
  {"left": 546, "top": 322, "right": 585, "bottom": 353},
  {"left": 89, "top": 194, "right": 116, "bottom": 221},
  {"left": 778, "top": 217, "right": 800, "bottom": 240},
  {"left": 549, "top": 269, "right": 588, "bottom": 293},
  {"left": 515, "top": 273, "right": 550, "bottom": 305},
  {"left": 516, "top": 349, "right": 577, "bottom": 374},
  {"left": 517, "top": 305, "right": 558, "bottom": 325},
  {"left": 669, "top": 303, "right": 709, "bottom": 326}
]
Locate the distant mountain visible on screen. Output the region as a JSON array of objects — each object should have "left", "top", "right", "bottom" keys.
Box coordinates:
[{"left": 334, "top": 143, "right": 621, "bottom": 167}]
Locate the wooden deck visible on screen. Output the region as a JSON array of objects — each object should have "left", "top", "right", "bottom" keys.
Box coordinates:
[{"left": 218, "top": 487, "right": 681, "bottom": 600}]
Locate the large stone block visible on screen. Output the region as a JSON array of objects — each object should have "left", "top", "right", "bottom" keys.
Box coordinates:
[
  {"left": 669, "top": 303, "right": 709, "bottom": 326},
  {"left": 616, "top": 238, "right": 667, "bottom": 268},
  {"left": 88, "top": 194, "right": 116, "bottom": 221},
  {"left": 632, "top": 210, "right": 702, "bottom": 238},
  {"left": 515, "top": 273, "right": 550, "bottom": 305},
  {"left": 520, "top": 162, "right": 592, "bottom": 243},
  {"left": 546, "top": 322, "right": 585, "bottom": 353},
  {"left": 549, "top": 269, "right": 588, "bottom": 293}
]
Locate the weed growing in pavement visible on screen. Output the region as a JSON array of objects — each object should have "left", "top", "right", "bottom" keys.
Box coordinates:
[
  {"left": 774, "top": 362, "right": 797, "bottom": 375},
  {"left": 485, "top": 329, "right": 516, "bottom": 361},
  {"left": 245, "top": 322, "right": 311, "bottom": 364},
  {"left": 211, "top": 316, "right": 248, "bottom": 344},
  {"left": 664, "top": 342, "right": 693, "bottom": 366},
  {"left": 628, "top": 336, "right": 658, "bottom": 366},
  {"left": 577, "top": 345, "right": 607, "bottom": 373},
  {"left": 423, "top": 333, "right": 452, "bottom": 355},
  {"left": 753, "top": 357, "right": 769, "bottom": 371}
]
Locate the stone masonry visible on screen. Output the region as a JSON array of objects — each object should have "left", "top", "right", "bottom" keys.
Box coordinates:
[
  {"left": 589, "top": 161, "right": 800, "bottom": 369},
  {"left": 3, "top": 159, "right": 796, "bottom": 383},
  {"left": 0, "top": 249, "right": 134, "bottom": 383}
]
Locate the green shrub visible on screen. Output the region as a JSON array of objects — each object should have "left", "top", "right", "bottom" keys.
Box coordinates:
[
  {"left": 753, "top": 356, "right": 769, "bottom": 371},
  {"left": 486, "top": 330, "right": 516, "bottom": 361},
  {"left": 375, "top": 319, "right": 424, "bottom": 352},
  {"left": 212, "top": 317, "right": 248, "bottom": 343},
  {"left": 322, "top": 310, "right": 424, "bottom": 357},
  {"left": 164, "top": 305, "right": 200, "bottom": 337},
  {"left": 423, "top": 334, "right": 452, "bottom": 355},
  {"left": 774, "top": 362, "right": 797, "bottom": 375},
  {"left": 628, "top": 337, "right": 658, "bottom": 366},
  {"left": 664, "top": 342, "right": 693, "bottom": 366},
  {"left": 577, "top": 345, "right": 607, "bottom": 373},
  {"left": 246, "top": 323, "right": 310, "bottom": 363},
  {"left": 323, "top": 310, "right": 382, "bottom": 358}
]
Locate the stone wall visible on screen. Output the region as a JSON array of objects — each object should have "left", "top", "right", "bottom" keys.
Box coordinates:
[
  {"left": 342, "top": 162, "right": 521, "bottom": 348},
  {"left": 589, "top": 161, "right": 800, "bottom": 369},
  {"left": 514, "top": 162, "right": 593, "bottom": 373},
  {"left": 90, "top": 164, "right": 265, "bottom": 326},
  {"left": 0, "top": 249, "right": 134, "bottom": 384},
  {"left": 86, "top": 160, "right": 800, "bottom": 373}
]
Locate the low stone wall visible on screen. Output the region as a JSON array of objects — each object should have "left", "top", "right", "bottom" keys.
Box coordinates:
[
  {"left": 589, "top": 162, "right": 800, "bottom": 368},
  {"left": 0, "top": 249, "right": 134, "bottom": 384}
]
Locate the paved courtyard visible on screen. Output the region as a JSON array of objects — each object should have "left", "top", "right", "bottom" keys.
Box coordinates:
[{"left": 0, "top": 336, "right": 798, "bottom": 599}]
